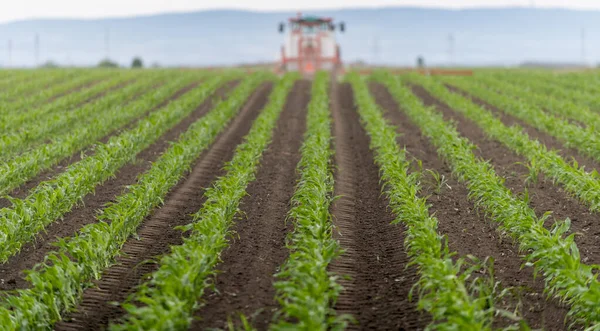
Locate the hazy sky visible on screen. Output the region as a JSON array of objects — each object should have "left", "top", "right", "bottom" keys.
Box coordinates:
[{"left": 3, "top": 0, "right": 600, "bottom": 23}]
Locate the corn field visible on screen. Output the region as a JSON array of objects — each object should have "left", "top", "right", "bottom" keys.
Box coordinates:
[{"left": 0, "top": 68, "right": 599, "bottom": 330}]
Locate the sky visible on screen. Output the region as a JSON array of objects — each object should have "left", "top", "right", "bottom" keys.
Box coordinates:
[{"left": 3, "top": 0, "right": 600, "bottom": 23}]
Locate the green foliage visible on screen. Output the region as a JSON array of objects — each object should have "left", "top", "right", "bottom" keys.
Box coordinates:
[
  {"left": 488, "top": 71, "right": 600, "bottom": 110},
  {"left": 0, "top": 74, "right": 227, "bottom": 262},
  {"left": 0, "top": 72, "right": 270, "bottom": 329},
  {"left": 348, "top": 72, "right": 499, "bottom": 330},
  {"left": 131, "top": 57, "right": 143, "bottom": 68},
  {"left": 406, "top": 73, "right": 600, "bottom": 213},
  {"left": 0, "top": 71, "right": 142, "bottom": 161},
  {"left": 98, "top": 58, "right": 119, "bottom": 68},
  {"left": 0, "top": 70, "right": 117, "bottom": 133},
  {"left": 443, "top": 76, "right": 600, "bottom": 163},
  {"left": 0, "top": 72, "right": 198, "bottom": 197},
  {"left": 109, "top": 73, "right": 298, "bottom": 331},
  {"left": 473, "top": 74, "right": 600, "bottom": 129},
  {"left": 271, "top": 72, "right": 348, "bottom": 330},
  {"left": 0, "top": 70, "right": 83, "bottom": 111},
  {"left": 375, "top": 71, "right": 600, "bottom": 329}
]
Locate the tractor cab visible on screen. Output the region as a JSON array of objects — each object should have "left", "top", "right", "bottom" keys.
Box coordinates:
[{"left": 278, "top": 13, "right": 345, "bottom": 75}]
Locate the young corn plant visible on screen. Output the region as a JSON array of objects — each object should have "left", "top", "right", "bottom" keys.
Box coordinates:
[
  {"left": 0, "top": 75, "right": 231, "bottom": 262},
  {"left": 0, "top": 73, "right": 199, "bottom": 196},
  {"left": 270, "top": 72, "right": 349, "bottom": 330},
  {"left": 108, "top": 73, "right": 299, "bottom": 331},
  {"left": 471, "top": 75, "right": 600, "bottom": 130},
  {"left": 0, "top": 72, "right": 271, "bottom": 330},
  {"left": 404, "top": 73, "right": 600, "bottom": 213},
  {"left": 442, "top": 76, "right": 600, "bottom": 163},
  {"left": 487, "top": 72, "right": 600, "bottom": 111},
  {"left": 347, "top": 72, "right": 500, "bottom": 330},
  {"left": 0, "top": 69, "right": 93, "bottom": 111},
  {"left": 0, "top": 73, "right": 157, "bottom": 160},
  {"left": 0, "top": 71, "right": 136, "bottom": 133},
  {"left": 375, "top": 71, "right": 600, "bottom": 329}
]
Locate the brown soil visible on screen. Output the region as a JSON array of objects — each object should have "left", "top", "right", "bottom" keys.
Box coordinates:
[
  {"left": 328, "top": 82, "right": 428, "bottom": 330},
  {"left": 437, "top": 85, "right": 600, "bottom": 266},
  {"left": 438, "top": 85, "right": 600, "bottom": 264},
  {"left": 54, "top": 83, "right": 272, "bottom": 331},
  {"left": 0, "top": 82, "right": 235, "bottom": 291},
  {"left": 0, "top": 81, "right": 208, "bottom": 207},
  {"left": 47, "top": 77, "right": 117, "bottom": 104},
  {"left": 190, "top": 80, "right": 310, "bottom": 330},
  {"left": 445, "top": 84, "right": 600, "bottom": 173},
  {"left": 371, "top": 83, "right": 570, "bottom": 330}
]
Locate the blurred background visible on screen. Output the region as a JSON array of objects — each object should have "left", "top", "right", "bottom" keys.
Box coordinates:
[{"left": 2, "top": 0, "right": 600, "bottom": 69}]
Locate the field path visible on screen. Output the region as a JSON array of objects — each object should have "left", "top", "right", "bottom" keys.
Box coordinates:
[{"left": 328, "top": 82, "right": 428, "bottom": 330}]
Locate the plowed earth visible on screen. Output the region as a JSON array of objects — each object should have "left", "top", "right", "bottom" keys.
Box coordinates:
[{"left": 0, "top": 77, "right": 589, "bottom": 331}]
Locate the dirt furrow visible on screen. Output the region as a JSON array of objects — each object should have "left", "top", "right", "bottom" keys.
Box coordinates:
[
  {"left": 372, "top": 83, "right": 569, "bottom": 330},
  {"left": 446, "top": 84, "right": 600, "bottom": 173},
  {"left": 1, "top": 82, "right": 208, "bottom": 206},
  {"left": 328, "top": 82, "right": 428, "bottom": 330},
  {"left": 53, "top": 83, "right": 272, "bottom": 331},
  {"left": 0, "top": 83, "right": 234, "bottom": 291},
  {"left": 191, "top": 80, "right": 310, "bottom": 331},
  {"left": 412, "top": 85, "right": 600, "bottom": 267},
  {"left": 49, "top": 77, "right": 121, "bottom": 105}
]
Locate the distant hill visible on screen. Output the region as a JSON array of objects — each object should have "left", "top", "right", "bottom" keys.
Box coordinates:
[{"left": 1, "top": 7, "right": 600, "bottom": 67}]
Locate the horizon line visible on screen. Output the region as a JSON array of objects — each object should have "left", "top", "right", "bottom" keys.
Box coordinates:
[{"left": 2, "top": 4, "right": 600, "bottom": 25}]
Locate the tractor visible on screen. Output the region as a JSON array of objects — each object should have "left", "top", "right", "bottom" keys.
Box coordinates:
[{"left": 278, "top": 13, "right": 345, "bottom": 75}]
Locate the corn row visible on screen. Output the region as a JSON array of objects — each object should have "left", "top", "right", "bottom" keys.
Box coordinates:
[
  {"left": 109, "top": 73, "right": 298, "bottom": 331},
  {"left": 407, "top": 74, "right": 600, "bottom": 212},
  {"left": 0, "top": 73, "right": 197, "bottom": 196},
  {"left": 0, "top": 73, "right": 154, "bottom": 160},
  {"left": 349, "top": 72, "right": 499, "bottom": 330},
  {"left": 0, "top": 71, "right": 136, "bottom": 133},
  {"left": 0, "top": 70, "right": 108, "bottom": 113},
  {"left": 0, "top": 73, "right": 269, "bottom": 330},
  {"left": 271, "top": 72, "right": 348, "bottom": 330},
  {"left": 489, "top": 72, "right": 600, "bottom": 111},
  {"left": 475, "top": 75, "right": 600, "bottom": 128},
  {"left": 0, "top": 69, "right": 80, "bottom": 107},
  {"left": 443, "top": 76, "right": 600, "bottom": 163},
  {"left": 0, "top": 75, "right": 227, "bottom": 262},
  {"left": 377, "top": 72, "right": 600, "bottom": 329}
]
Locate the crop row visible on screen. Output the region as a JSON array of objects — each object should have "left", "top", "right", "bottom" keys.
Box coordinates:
[
  {"left": 0, "top": 71, "right": 137, "bottom": 134},
  {"left": 349, "top": 72, "right": 498, "bottom": 330},
  {"left": 0, "top": 75, "right": 227, "bottom": 262},
  {"left": 0, "top": 73, "right": 198, "bottom": 196},
  {"left": 475, "top": 74, "right": 600, "bottom": 128},
  {"left": 407, "top": 74, "right": 600, "bottom": 212},
  {"left": 376, "top": 72, "right": 600, "bottom": 328},
  {"left": 0, "top": 70, "right": 109, "bottom": 113},
  {"left": 487, "top": 72, "right": 600, "bottom": 110},
  {"left": 0, "top": 69, "right": 79, "bottom": 105},
  {"left": 271, "top": 72, "right": 347, "bottom": 330},
  {"left": 0, "top": 72, "right": 149, "bottom": 160},
  {"left": 0, "top": 70, "right": 44, "bottom": 91},
  {"left": 110, "top": 73, "right": 298, "bottom": 330},
  {"left": 443, "top": 77, "right": 600, "bottom": 163},
  {"left": 0, "top": 73, "right": 270, "bottom": 330},
  {"left": 544, "top": 73, "right": 600, "bottom": 97}
]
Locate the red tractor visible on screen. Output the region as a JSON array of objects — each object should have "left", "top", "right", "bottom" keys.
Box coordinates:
[{"left": 278, "top": 13, "right": 345, "bottom": 75}]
